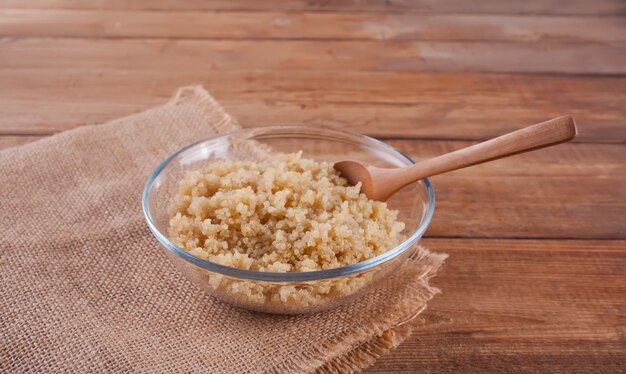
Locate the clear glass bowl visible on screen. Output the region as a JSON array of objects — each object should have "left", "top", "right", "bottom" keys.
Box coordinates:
[{"left": 142, "top": 126, "right": 435, "bottom": 314}]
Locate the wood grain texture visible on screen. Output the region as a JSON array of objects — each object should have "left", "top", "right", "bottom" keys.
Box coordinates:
[
  {"left": 2, "top": 9, "right": 625, "bottom": 43},
  {"left": 367, "top": 238, "right": 626, "bottom": 373},
  {"left": 1, "top": 38, "right": 624, "bottom": 75},
  {"left": 392, "top": 139, "right": 626, "bottom": 240},
  {"left": 1, "top": 0, "right": 624, "bottom": 16},
  {"left": 1, "top": 69, "right": 624, "bottom": 142}
]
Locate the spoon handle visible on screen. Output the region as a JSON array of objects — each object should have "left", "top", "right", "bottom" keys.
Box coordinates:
[{"left": 404, "top": 115, "right": 577, "bottom": 182}]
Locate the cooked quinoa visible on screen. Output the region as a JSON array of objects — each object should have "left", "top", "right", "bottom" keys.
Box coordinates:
[{"left": 168, "top": 152, "right": 405, "bottom": 273}]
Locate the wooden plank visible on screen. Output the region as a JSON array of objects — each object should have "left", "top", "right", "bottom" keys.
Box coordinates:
[
  {"left": 0, "top": 38, "right": 624, "bottom": 75},
  {"left": 366, "top": 238, "right": 626, "bottom": 373},
  {"left": 1, "top": 9, "right": 624, "bottom": 43},
  {"left": 2, "top": 134, "right": 623, "bottom": 239},
  {"left": 1, "top": 69, "right": 624, "bottom": 142},
  {"left": 388, "top": 140, "right": 626, "bottom": 239},
  {"left": 0, "top": 0, "right": 624, "bottom": 16}
]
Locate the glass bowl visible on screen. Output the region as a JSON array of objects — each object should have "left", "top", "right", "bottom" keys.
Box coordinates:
[{"left": 142, "top": 126, "right": 435, "bottom": 314}]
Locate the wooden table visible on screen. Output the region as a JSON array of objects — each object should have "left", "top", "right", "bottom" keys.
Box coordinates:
[{"left": 1, "top": 1, "right": 624, "bottom": 372}]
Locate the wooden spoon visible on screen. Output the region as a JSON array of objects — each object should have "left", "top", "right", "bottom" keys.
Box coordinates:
[{"left": 334, "top": 115, "right": 577, "bottom": 201}]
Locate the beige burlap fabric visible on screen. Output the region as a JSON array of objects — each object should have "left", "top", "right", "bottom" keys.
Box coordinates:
[{"left": 0, "top": 86, "right": 446, "bottom": 373}]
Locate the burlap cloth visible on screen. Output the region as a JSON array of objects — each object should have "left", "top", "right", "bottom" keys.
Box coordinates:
[{"left": 0, "top": 86, "right": 446, "bottom": 373}]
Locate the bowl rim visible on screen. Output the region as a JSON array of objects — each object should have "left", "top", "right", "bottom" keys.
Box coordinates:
[{"left": 142, "top": 125, "right": 435, "bottom": 282}]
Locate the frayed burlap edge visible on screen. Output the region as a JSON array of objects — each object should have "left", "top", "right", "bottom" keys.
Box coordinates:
[{"left": 267, "top": 247, "right": 447, "bottom": 374}]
